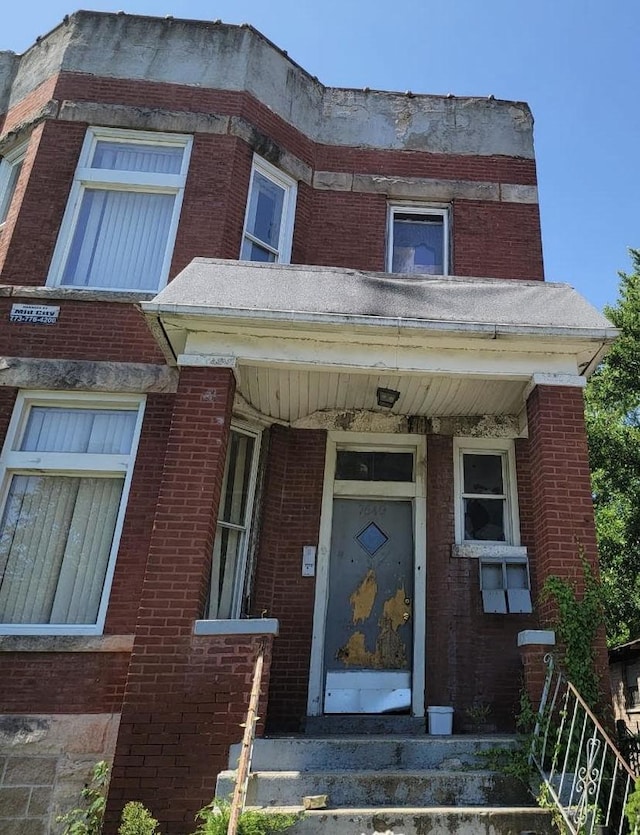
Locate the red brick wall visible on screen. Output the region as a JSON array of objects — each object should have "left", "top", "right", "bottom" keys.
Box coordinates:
[
  {"left": 106, "top": 367, "right": 244, "bottom": 832},
  {"left": 0, "top": 652, "right": 130, "bottom": 713},
  {"left": 0, "top": 120, "right": 85, "bottom": 282},
  {"left": 251, "top": 426, "right": 326, "bottom": 731},
  {"left": 169, "top": 134, "right": 252, "bottom": 275},
  {"left": 105, "top": 393, "right": 175, "bottom": 634},
  {"left": 426, "top": 435, "right": 537, "bottom": 731},
  {"left": 453, "top": 200, "right": 544, "bottom": 280},
  {"left": 0, "top": 71, "right": 544, "bottom": 288},
  {"left": 305, "top": 191, "right": 387, "bottom": 271},
  {"left": 0, "top": 297, "right": 165, "bottom": 364},
  {"left": 105, "top": 633, "right": 274, "bottom": 835},
  {"left": 526, "top": 384, "right": 609, "bottom": 698},
  {"left": 315, "top": 145, "right": 538, "bottom": 185}
]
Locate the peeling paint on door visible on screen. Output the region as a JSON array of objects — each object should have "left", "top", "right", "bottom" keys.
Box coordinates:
[
  {"left": 382, "top": 586, "right": 410, "bottom": 631},
  {"left": 337, "top": 585, "right": 409, "bottom": 669},
  {"left": 350, "top": 569, "right": 378, "bottom": 624}
]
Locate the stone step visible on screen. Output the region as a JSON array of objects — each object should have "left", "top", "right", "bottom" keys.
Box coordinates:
[
  {"left": 217, "top": 768, "right": 532, "bottom": 808},
  {"left": 229, "top": 735, "right": 520, "bottom": 772},
  {"left": 246, "top": 806, "right": 555, "bottom": 835}
]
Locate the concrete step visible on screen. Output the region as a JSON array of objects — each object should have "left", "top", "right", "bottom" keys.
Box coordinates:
[
  {"left": 229, "top": 735, "right": 520, "bottom": 772},
  {"left": 217, "top": 768, "right": 533, "bottom": 808},
  {"left": 247, "top": 806, "right": 555, "bottom": 835}
]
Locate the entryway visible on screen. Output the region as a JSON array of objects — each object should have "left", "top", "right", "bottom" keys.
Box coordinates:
[{"left": 307, "top": 432, "right": 426, "bottom": 718}]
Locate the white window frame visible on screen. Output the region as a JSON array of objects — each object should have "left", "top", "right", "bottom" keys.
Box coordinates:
[
  {"left": 0, "top": 390, "right": 146, "bottom": 635},
  {"left": 453, "top": 438, "right": 520, "bottom": 546},
  {"left": 46, "top": 127, "right": 192, "bottom": 292},
  {"left": 479, "top": 555, "right": 532, "bottom": 614},
  {"left": 386, "top": 204, "right": 449, "bottom": 275},
  {"left": 207, "top": 421, "right": 262, "bottom": 620},
  {"left": 0, "top": 140, "right": 28, "bottom": 226},
  {"left": 240, "top": 155, "right": 297, "bottom": 264}
]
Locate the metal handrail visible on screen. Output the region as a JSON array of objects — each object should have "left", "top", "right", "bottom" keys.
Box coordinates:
[
  {"left": 227, "top": 638, "right": 266, "bottom": 835},
  {"left": 531, "top": 654, "right": 637, "bottom": 835}
]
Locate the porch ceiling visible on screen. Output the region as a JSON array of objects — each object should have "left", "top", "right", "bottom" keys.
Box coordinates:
[{"left": 236, "top": 366, "right": 527, "bottom": 423}]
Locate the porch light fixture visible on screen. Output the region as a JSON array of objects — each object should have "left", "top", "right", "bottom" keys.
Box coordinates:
[{"left": 376, "top": 387, "right": 401, "bottom": 408}]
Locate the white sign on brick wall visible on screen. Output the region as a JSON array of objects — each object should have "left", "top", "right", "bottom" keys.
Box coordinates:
[{"left": 10, "top": 304, "right": 60, "bottom": 324}]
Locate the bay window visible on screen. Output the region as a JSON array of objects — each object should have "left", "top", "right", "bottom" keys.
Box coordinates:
[
  {"left": 240, "top": 156, "right": 296, "bottom": 264},
  {"left": 0, "top": 392, "right": 145, "bottom": 634},
  {"left": 47, "top": 127, "right": 192, "bottom": 292}
]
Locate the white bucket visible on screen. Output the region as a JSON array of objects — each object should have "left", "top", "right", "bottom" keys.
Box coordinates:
[{"left": 427, "top": 705, "right": 454, "bottom": 735}]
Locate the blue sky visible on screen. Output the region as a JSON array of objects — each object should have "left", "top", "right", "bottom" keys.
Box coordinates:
[{"left": 2, "top": 0, "right": 638, "bottom": 312}]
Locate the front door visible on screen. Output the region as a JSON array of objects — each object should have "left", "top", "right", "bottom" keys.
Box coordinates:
[{"left": 323, "top": 498, "right": 413, "bottom": 713}]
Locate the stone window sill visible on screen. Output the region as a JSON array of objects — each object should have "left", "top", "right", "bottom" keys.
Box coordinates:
[
  {"left": 452, "top": 543, "right": 528, "bottom": 559},
  {"left": 1, "top": 284, "right": 156, "bottom": 303},
  {"left": 193, "top": 618, "right": 279, "bottom": 636},
  {"left": 0, "top": 634, "right": 134, "bottom": 652}
]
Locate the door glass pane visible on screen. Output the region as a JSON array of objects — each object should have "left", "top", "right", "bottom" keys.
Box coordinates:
[
  {"left": 335, "top": 451, "right": 413, "bottom": 482},
  {"left": 464, "top": 497, "right": 505, "bottom": 541},
  {"left": 463, "top": 454, "right": 503, "bottom": 495},
  {"left": 392, "top": 213, "right": 444, "bottom": 275},
  {"left": 21, "top": 408, "right": 136, "bottom": 454},
  {"left": 0, "top": 474, "right": 122, "bottom": 624},
  {"left": 61, "top": 188, "right": 175, "bottom": 290},
  {"left": 92, "top": 141, "right": 183, "bottom": 174},
  {"left": 247, "top": 171, "right": 284, "bottom": 248}
]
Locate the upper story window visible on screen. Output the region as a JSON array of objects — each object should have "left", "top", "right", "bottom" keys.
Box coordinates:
[
  {"left": 0, "top": 141, "right": 28, "bottom": 226},
  {"left": 47, "top": 127, "right": 192, "bottom": 292},
  {"left": 0, "top": 391, "right": 145, "bottom": 635},
  {"left": 387, "top": 206, "right": 449, "bottom": 275},
  {"left": 454, "top": 438, "right": 520, "bottom": 546},
  {"left": 240, "top": 156, "right": 296, "bottom": 264}
]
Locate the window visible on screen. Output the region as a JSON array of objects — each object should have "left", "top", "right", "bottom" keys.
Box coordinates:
[
  {"left": 207, "top": 425, "right": 261, "bottom": 619},
  {"left": 240, "top": 156, "right": 296, "bottom": 264},
  {"left": 387, "top": 206, "right": 448, "bottom": 275},
  {"left": 335, "top": 450, "right": 414, "bottom": 482},
  {"left": 0, "top": 392, "right": 145, "bottom": 634},
  {"left": 479, "top": 557, "right": 532, "bottom": 614},
  {"left": 0, "top": 141, "right": 27, "bottom": 225},
  {"left": 47, "top": 128, "right": 192, "bottom": 292},
  {"left": 454, "top": 440, "right": 520, "bottom": 545}
]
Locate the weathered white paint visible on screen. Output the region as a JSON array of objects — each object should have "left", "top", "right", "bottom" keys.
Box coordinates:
[
  {"left": 522, "top": 372, "right": 587, "bottom": 403},
  {"left": 307, "top": 431, "right": 427, "bottom": 718}
]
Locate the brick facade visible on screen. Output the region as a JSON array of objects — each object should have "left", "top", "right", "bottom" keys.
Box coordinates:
[{"left": 0, "top": 12, "right": 610, "bottom": 834}]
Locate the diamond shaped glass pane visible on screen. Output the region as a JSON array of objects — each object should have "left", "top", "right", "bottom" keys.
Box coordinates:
[{"left": 356, "top": 522, "right": 389, "bottom": 556}]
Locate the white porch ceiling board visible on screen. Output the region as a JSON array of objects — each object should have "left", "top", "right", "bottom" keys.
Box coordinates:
[{"left": 237, "top": 367, "right": 527, "bottom": 421}]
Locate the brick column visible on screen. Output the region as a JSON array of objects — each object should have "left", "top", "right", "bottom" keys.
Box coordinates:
[
  {"left": 525, "top": 384, "right": 609, "bottom": 703},
  {"left": 105, "top": 367, "right": 242, "bottom": 833}
]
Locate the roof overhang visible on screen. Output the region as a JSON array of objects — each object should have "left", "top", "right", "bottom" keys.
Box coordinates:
[{"left": 140, "top": 260, "right": 618, "bottom": 425}]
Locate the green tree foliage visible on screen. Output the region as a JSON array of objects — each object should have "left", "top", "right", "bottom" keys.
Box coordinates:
[{"left": 586, "top": 249, "right": 640, "bottom": 646}]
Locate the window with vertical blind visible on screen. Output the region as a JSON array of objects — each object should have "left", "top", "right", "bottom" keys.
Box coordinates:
[
  {"left": 240, "top": 156, "right": 296, "bottom": 264},
  {"left": 207, "top": 425, "right": 261, "bottom": 619},
  {"left": 47, "top": 127, "right": 192, "bottom": 292},
  {"left": 0, "top": 141, "right": 27, "bottom": 225},
  {"left": 0, "top": 392, "right": 145, "bottom": 634}
]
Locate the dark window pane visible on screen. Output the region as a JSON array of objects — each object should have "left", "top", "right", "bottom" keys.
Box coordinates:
[
  {"left": 464, "top": 497, "right": 505, "bottom": 541},
  {"left": 336, "top": 451, "right": 413, "bottom": 481},
  {"left": 463, "top": 454, "right": 503, "bottom": 495}
]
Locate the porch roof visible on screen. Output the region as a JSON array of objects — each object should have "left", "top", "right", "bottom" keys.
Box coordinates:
[
  {"left": 141, "top": 260, "right": 618, "bottom": 425},
  {"left": 144, "top": 258, "right": 615, "bottom": 338}
]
